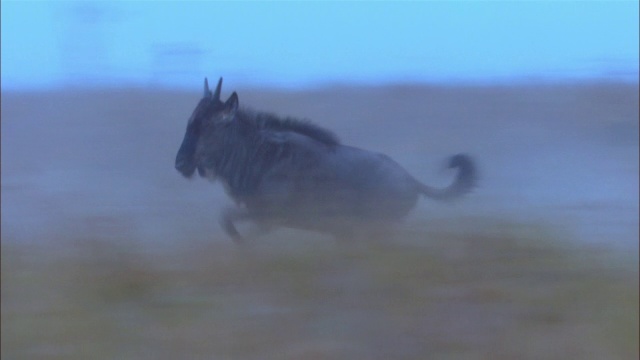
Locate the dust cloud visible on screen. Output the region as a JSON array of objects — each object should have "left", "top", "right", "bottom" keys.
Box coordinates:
[
  {"left": 2, "top": 82, "right": 638, "bottom": 359},
  {"left": 2, "top": 83, "right": 637, "bottom": 249}
]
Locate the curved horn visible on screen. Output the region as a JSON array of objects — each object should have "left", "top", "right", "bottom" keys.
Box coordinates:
[
  {"left": 204, "top": 77, "right": 212, "bottom": 98},
  {"left": 212, "top": 77, "right": 223, "bottom": 101}
]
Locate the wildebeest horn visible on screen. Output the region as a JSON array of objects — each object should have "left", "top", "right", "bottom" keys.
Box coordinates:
[
  {"left": 204, "top": 78, "right": 212, "bottom": 98},
  {"left": 212, "top": 77, "right": 223, "bottom": 101}
]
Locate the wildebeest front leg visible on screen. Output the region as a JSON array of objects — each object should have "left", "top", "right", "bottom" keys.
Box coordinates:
[{"left": 220, "top": 207, "right": 251, "bottom": 244}]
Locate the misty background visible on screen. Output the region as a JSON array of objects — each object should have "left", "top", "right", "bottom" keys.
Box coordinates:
[{"left": 2, "top": 1, "right": 638, "bottom": 89}]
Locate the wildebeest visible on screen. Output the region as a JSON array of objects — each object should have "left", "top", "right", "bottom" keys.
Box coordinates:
[{"left": 175, "top": 77, "right": 476, "bottom": 243}]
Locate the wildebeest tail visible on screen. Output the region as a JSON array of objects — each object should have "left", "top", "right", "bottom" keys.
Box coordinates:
[{"left": 418, "top": 154, "right": 477, "bottom": 201}]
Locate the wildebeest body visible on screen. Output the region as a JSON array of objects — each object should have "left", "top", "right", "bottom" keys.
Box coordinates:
[{"left": 176, "top": 78, "right": 476, "bottom": 242}]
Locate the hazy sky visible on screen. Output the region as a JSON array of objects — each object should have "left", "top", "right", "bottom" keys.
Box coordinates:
[{"left": 2, "top": 1, "right": 638, "bottom": 89}]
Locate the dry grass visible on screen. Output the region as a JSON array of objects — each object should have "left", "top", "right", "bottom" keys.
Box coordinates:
[{"left": 2, "top": 220, "right": 637, "bottom": 360}]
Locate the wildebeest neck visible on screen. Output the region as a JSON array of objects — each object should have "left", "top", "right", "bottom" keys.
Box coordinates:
[
  {"left": 199, "top": 115, "right": 298, "bottom": 201},
  {"left": 246, "top": 110, "right": 340, "bottom": 147},
  {"left": 198, "top": 108, "right": 341, "bottom": 200}
]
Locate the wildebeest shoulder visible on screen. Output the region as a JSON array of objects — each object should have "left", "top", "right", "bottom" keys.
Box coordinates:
[{"left": 246, "top": 111, "right": 340, "bottom": 147}]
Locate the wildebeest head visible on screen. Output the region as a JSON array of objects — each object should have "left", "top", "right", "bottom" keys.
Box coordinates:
[{"left": 175, "top": 77, "right": 239, "bottom": 178}]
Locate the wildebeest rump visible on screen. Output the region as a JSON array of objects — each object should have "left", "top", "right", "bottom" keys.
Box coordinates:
[{"left": 175, "top": 78, "right": 477, "bottom": 243}]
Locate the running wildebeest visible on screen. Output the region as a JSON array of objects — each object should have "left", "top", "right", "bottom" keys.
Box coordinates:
[{"left": 175, "top": 78, "right": 476, "bottom": 243}]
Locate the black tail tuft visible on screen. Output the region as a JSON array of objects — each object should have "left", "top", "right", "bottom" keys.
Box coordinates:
[
  {"left": 419, "top": 153, "right": 477, "bottom": 201},
  {"left": 448, "top": 153, "right": 477, "bottom": 194}
]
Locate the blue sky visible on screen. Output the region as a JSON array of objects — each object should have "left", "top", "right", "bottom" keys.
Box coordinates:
[{"left": 2, "top": 1, "right": 638, "bottom": 89}]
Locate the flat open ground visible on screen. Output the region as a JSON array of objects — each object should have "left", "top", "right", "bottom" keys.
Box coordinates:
[{"left": 2, "top": 82, "right": 638, "bottom": 359}]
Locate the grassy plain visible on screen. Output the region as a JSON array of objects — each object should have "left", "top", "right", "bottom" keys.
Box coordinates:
[{"left": 2, "top": 82, "right": 638, "bottom": 359}]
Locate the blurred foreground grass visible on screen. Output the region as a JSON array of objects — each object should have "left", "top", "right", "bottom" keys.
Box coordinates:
[{"left": 2, "top": 218, "right": 638, "bottom": 360}]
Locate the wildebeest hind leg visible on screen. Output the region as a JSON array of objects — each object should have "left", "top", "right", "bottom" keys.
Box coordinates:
[{"left": 220, "top": 207, "right": 250, "bottom": 244}]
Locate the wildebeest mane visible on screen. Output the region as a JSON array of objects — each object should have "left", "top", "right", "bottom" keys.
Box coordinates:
[
  {"left": 240, "top": 110, "right": 340, "bottom": 147},
  {"left": 203, "top": 108, "right": 337, "bottom": 203}
]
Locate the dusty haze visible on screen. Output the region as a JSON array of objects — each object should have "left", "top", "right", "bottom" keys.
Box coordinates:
[
  {"left": 2, "top": 83, "right": 638, "bottom": 359},
  {"left": 2, "top": 82, "right": 638, "bottom": 249}
]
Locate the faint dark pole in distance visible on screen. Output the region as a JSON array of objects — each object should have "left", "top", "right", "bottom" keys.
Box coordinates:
[
  {"left": 151, "top": 43, "right": 206, "bottom": 89},
  {"left": 59, "top": 3, "right": 120, "bottom": 87}
]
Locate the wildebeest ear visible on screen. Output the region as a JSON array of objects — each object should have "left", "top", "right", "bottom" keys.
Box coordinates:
[{"left": 223, "top": 92, "right": 239, "bottom": 114}]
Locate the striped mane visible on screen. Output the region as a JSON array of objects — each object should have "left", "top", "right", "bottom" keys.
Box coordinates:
[{"left": 241, "top": 111, "right": 340, "bottom": 147}]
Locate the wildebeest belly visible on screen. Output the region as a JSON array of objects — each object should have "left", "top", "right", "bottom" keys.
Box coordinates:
[{"left": 251, "top": 145, "right": 421, "bottom": 222}]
